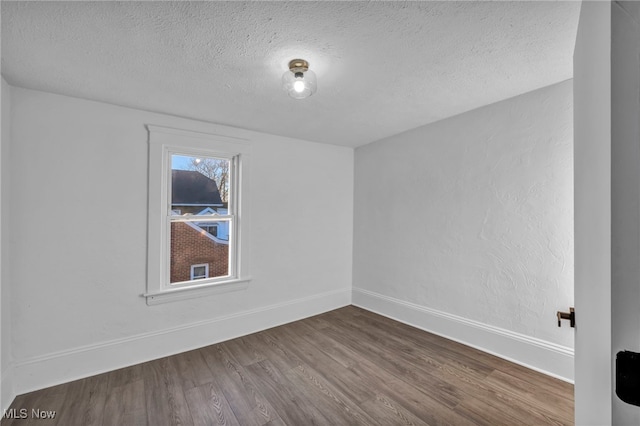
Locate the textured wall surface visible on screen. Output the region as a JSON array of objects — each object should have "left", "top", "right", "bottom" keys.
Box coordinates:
[
  {"left": 6, "top": 86, "right": 353, "bottom": 391},
  {"left": 1, "top": 1, "right": 579, "bottom": 147},
  {"left": 0, "top": 78, "right": 12, "bottom": 412},
  {"left": 354, "top": 80, "right": 574, "bottom": 349}
]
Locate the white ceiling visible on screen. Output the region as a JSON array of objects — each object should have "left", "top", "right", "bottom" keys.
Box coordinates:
[{"left": 1, "top": 1, "right": 580, "bottom": 148}]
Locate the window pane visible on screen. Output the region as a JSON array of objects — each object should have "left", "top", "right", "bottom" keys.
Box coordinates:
[
  {"left": 171, "top": 154, "right": 230, "bottom": 214},
  {"left": 170, "top": 221, "right": 230, "bottom": 284},
  {"left": 191, "top": 264, "right": 208, "bottom": 280}
]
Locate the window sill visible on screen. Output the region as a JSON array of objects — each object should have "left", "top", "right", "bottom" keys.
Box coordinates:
[{"left": 143, "top": 277, "right": 251, "bottom": 306}]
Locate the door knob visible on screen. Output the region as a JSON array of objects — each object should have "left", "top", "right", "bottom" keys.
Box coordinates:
[{"left": 557, "top": 307, "right": 575, "bottom": 327}]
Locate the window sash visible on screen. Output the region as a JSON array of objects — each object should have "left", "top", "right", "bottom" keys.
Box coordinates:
[
  {"left": 166, "top": 152, "right": 237, "bottom": 287},
  {"left": 167, "top": 150, "right": 237, "bottom": 217},
  {"left": 169, "top": 215, "right": 233, "bottom": 223},
  {"left": 166, "top": 216, "right": 236, "bottom": 287}
]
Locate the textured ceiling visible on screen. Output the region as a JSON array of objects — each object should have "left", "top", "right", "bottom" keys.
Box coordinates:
[{"left": 1, "top": 1, "right": 580, "bottom": 147}]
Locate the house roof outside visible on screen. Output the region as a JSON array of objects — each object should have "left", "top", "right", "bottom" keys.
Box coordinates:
[{"left": 172, "top": 170, "right": 223, "bottom": 206}]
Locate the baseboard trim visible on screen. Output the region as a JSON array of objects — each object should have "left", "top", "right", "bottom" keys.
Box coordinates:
[
  {"left": 12, "top": 288, "right": 351, "bottom": 396},
  {"left": 352, "top": 287, "right": 574, "bottom": 383}
]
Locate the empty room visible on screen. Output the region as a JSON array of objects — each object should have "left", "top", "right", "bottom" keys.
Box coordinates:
[{"left": 1, "top": 1, "right": 638, "bottom": 425}]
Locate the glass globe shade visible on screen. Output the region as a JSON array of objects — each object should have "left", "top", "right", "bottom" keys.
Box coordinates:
[{"left": 282, "top": 69, "right": 317, "bottom": 99}]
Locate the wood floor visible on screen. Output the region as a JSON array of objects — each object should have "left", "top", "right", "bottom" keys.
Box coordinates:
[{"left": 2, "top": 306, "right": 574, "bottom": 425}]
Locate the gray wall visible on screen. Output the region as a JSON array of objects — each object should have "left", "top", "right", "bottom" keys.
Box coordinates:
[
  {"left": 353, "top": 80, "right": 574, "bottom": 379},
  {"left": 1, "top": 78, "right": 12, "bottom": 410},
  {"left": 4, "top": 86, "right": 354, "bottom": 398}
]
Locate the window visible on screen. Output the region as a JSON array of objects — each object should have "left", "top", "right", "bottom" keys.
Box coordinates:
[
  {"left": 190, "top": 264, "right": 209, "bottom": 280},
  {"left": 169, "top": 153, "right": 231, "bottom": 283},
  {"left": 145, "top": 125, "right": 251, "bottom": 305}
]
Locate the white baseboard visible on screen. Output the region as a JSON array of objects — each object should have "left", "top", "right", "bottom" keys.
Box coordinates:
[
  {"left": 12, "top": 288, "right": 351, "bottom": 396},
  {"left": 352, "top": 287, "right": 574, "bottom": 383}
]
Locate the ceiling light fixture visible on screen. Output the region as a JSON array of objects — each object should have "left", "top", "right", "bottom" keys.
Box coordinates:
[{"left": 282, "top": 59, "right": 317, "bottom": 99}]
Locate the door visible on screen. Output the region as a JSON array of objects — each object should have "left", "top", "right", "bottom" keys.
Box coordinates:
[
  {"left": 610, "top": 2, "right": 640, "bottom": 424},
  {"left": 573, "top": 2, "right": 612, "bottom": 425}
]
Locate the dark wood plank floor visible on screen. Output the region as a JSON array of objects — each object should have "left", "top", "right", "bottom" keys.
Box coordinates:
[{"left": 2, "top": 306, "right": 574, "bottom": 425}]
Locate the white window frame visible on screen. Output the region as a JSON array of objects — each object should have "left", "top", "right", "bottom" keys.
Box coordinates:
[
  {"left": 190, "top": 263, "right": 209, "bottom": 280},
  {"left": 144, "top": 125, "right": 251, "bottom": 305}
]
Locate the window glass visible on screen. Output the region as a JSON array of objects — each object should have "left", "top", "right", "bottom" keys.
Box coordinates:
[
  {"left": 170, "top": 221, "right": 230, "bottom": 283},
  {"left": 171, "top": 154, "right": 230, "bottom": 210},
  {"left": 170, "top": 154, "right": 231, "bottom": 284}
]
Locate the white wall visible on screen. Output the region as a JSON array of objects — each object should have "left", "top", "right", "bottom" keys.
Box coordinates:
[
  {"left": 1, "top": 78, "right": 12, "bottom": 411},
  {"left": 7, "top": 86, "right": 353, "bottom": 396},
  {"left": 353, "top": 80, "right": 574, "bottom": 380},
  {"left": 612, "top": 1, "right": 640, "bottom": 423}
]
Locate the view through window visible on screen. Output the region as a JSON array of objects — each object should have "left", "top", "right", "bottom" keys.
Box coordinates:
[{"left": 169, "top": 154, "right": 232, "bottom": 284}]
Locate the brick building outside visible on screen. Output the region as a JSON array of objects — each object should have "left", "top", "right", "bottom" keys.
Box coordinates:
[
  {"left": 170, "top": 167, "right": 229, "bottom": 283},
  {"left": 170, "top": 222, "right": 229, "bottom": 283}
]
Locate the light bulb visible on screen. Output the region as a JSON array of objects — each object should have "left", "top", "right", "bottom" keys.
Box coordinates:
[
  {"left": 282, "top": 59, "right": 317, "bottom": 99},
  {"left": 293, "top": 80, "right": 305, "bottom": 93}
]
